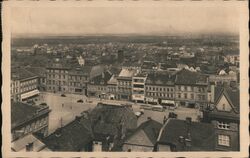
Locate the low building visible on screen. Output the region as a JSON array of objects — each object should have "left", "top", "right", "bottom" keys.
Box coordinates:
[
  {"left": 203, "top": 85, "right": 239, "bottom": 151},
  {"left": 132, "top": 73, "right": 147, "bottom": 103},
  {"left": 11, "top": 67, "right": 40, "bottom": 102},
  {"left": 11, "top": 102, "right": 51, "bottom": 141},
  {"left": 122, "top": 119, "right": 162, "bottom": 152},
  {"left": 145, "top": 72, "right": 175, "bottom": 105},
  {"left": 175, "top": 69, "right": 209, "bottom": 107},
  {"left": 156, "top": 118, "right": 216, "bottom": 151}
]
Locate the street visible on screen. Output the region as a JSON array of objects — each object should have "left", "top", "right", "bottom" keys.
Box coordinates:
[{"left": 36, "top": 92, "right": 199, "bottom": 134}]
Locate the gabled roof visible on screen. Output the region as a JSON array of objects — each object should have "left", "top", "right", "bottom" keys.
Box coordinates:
[
  {"left": 157, "top": 119, "right": 216, "bottom": 151},
  {"left": 24, "top": 67, "right": 47, "bottom": 77},
  {"left": 89, "top": 71, "right": 113, "bottom": 85},
  {"left": 214, "top": 86, "right": 240, "bottom": 113},
  {"left": 90, "top": 103, "right": 137, "bottom": 140},
  {"left": 11, "top": 102, "right": 40, "bottom": 129},
  {"left": 124, "top": 119, "right": 162, "bottom": 146},
  {"left": 42, "top": 117, "right": 93, "bottom": 151}
]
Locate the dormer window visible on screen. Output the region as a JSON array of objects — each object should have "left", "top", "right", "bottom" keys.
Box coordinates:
[
  {"left": 222, "top": 104, "right": 226, "bottom": 110},
  {"left": 217, "top": 121, "right": 230, "bottom": 130}
]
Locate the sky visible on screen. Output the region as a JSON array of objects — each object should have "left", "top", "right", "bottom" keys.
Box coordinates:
[{"left": 11, "top": 5, "right": 239, "bottom": 36}]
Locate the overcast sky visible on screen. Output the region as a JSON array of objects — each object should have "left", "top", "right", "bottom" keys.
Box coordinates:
[{"left": 11, "top": 5, "right": 239, "bottom": 36}]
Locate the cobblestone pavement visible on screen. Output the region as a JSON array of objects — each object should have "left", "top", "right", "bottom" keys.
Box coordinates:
[{"left": 36, "top": 92, "right": 199, "bottom": 133}]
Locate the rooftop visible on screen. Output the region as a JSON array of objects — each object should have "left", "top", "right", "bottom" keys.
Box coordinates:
[
  {"left": 175, "top": 69, "right": 208, "bottom": 85},
  {"left": 89, "top": 71, "right": 113, "bottom": 85},
  {"left": 124, "top": 119, "right": 162, "bottom": 146},
  {"left": 146, "top": 72, "right": 176, "bottom": 86},
  {"left": 157, "top": 119, "right": 216, "bottom": 151},
  {"left": 118, "top": 68, "right": 138, "bottom": 78},
  {"left": 11, "top": 102, "right": 42, "bottom": 129},
  {"left": 42, "top": 116, "right": 93, "bottom": 151},
  {"left": 11, "top": 67, "right": 38, "bottom": 81}
]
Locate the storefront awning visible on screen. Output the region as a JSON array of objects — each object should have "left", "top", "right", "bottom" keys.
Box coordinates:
[{"left": 21, "top": 89, "right": 40, "bottom": 100}]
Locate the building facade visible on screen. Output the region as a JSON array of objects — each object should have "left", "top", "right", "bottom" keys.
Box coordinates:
[
  {"left": 132, "top": 73, "right": 147, "bottom": 103},
  {"left": 145, "top": 73, "right": 175, "bottom": 105},
  {"left": 11, "top": 67, "right": 40, "bottom": 102},
  {"left": 175, "top": 69, "right": 208, "bottom": 107},
  {"left": 11, "top": 102, "right": 51, "bottom": 141}
]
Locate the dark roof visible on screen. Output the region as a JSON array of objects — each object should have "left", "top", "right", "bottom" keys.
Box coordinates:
[
  {"left": 89, "top": 71, "right": 113, "bottom": 85},
  {"left": 108, "top": 66, "right": 122, "bottom": 76},
  {"left": 214, "top": 86, "right": 240, "bottom": 113},
  {"left": 24, "top": 67, "right": 47, "bottom": 77},
  {"left": 175, "top": 69, "right": 208, "bottom": 85},
  {"left": 11, "top": 67, "right": 38, "bottom": 80},
  {"left": 157, "top": 119, "right": 216, "bottom": 151},
  {"left": 146, "top": 72, "right": 175, "bottom": 86},
  {"left": 90, "top": 103, "right": 137, "bottom": 139},
  {"left": 124, "top": 119, "right": 162, "bottom": 145},
  {"left": 42, "top": 117, "right": 93, "bottom": 151},
  {"left": 11, "top": 102, "right": 40, "bottom": 129},
  {"left": 142, "top": 61, "right": 157, "bottom": 70},
  {"left": 69, "top": 66, "right": 92, "bottom": 76}
]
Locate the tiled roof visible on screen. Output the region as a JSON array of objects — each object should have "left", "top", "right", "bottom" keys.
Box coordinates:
[
  {"left": 124, "top": 119, "right": 162, "bottom": 146},
  {"left": 157, "top": 119, "right": 216, "bottom": 151},
  {"left": 42, "top": 117, "right": 93, "bottom": 151},
  {"left": 175, "top": 69, "right": 208, "bottom": 85},
  {"left": 11, "top": 67, "right": 38, "bottom": 80},
  {"left": 90, "top": 103, "right": 137, "bottom": 140},
  {"left": 146, "top": 72, "right": 175, "bottom": 86},
  {"left": 11, "top": 102, "right": 40, "bottom": 129},
  {"left": 89, "top": 71, "right": 113, "bottom": 85}
]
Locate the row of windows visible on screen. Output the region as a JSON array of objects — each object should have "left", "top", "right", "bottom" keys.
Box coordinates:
[
  {"left": 218, "top": 135, "right": 230, "bottom": 147},
  {"left": 20, "top": 117, "right": 48, "bottom": 136},
  {"left": 118, "top": 81, "right": 132, "bottom": 86},
  {"left": 146, "top": 86, "right": 174, "bottom": 92},
  {"left": 20, "top": 80, "right": 37, "bottom": 87},
  {"left": 20, "top": 86, "right": 37, "bottom": 93},
  {"left": 146, "top": 92, "right": 174, "bottom": 98},
  {"left": 177, "top": 93, "right": 194, "bottom": 99},
  {"left": 47, "top": 74, "right": 66, "bottom": 79},
  {"left": 47, "top": 69, "right": 68, "bottom": 73},
  {"left": 177, "top": 86, "right": 206, "bottom": 92}
]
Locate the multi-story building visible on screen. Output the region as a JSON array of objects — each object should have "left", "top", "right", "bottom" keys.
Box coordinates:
[
  {"left": 25, "top": 67, "right": 47, "bottom": 91},
  {"left": 175, "top": 69, "right": 209, "bottom": 107},
  {"left": 132, "top": 73, "right": 147, "bottom": 103},
  {"left": 11, "top": 67, "right": 40, "bottom": 102},
  {"left": 116, "top": 68, "right": 138, "bottom": 100},
  {"left": 203, "top": 85, "right": 239, "bottom": 151},
  {"left": 145, "top": 72, "right": 175, "bottom": 105},
  {"left": 68, "top": 67, "right": 91, "bottom": 95},
  {"left": 46, "top": 62, "right": 70, "bottom": 93},
  {"left": 106, "top": 75, "right": 118, "bottom": 100},
  {"left": 87, "top": 71, "right": 113, "bottom": 99},
  {"left": 11, "top": 102, "right": 51, "bottom": 141}
]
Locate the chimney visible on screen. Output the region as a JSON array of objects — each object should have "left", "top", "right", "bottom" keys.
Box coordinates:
[
  {"left": 186, "top": 117, "right": 192, "bottom": 125},
  {"left": 25, "top": 142, "right": 34, "bottom": 152},
  {"left": 55, "top": 128, "right": 62, "bottom": 137},
  {"left": 210, "top": 83, "right": 215, "bottom": 103}
]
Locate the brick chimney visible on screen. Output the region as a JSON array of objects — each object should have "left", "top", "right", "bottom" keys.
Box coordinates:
[{"left": 25, "top": 142, "right": 34, "bottom": 152}]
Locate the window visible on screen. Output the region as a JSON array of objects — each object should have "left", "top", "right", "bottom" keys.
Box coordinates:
[
  {"left": 191, "top": 94, "right": 194, "bottom": 99},
  {"left": 222, "top": 104, "right": 226, "bottom": 110},
  {"left": 184, "top": 93, "right": 187, "bottom": 99},
  {"left": 218, "top": 135, "right": 230, "bottom": 147},
  {"left": 217, "top": 121, "right": 230, "bottom": 130}
]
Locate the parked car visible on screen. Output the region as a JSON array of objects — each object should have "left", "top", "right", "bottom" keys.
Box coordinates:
[
  {"left": 77, "top": 99, "right": 83, "bottom": 103},
  {"left": 152, "top": 105, "right": 164, "bottom": 112},
  {"left": 61, "top": 94, "right": 66, "bottom": 97}
]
